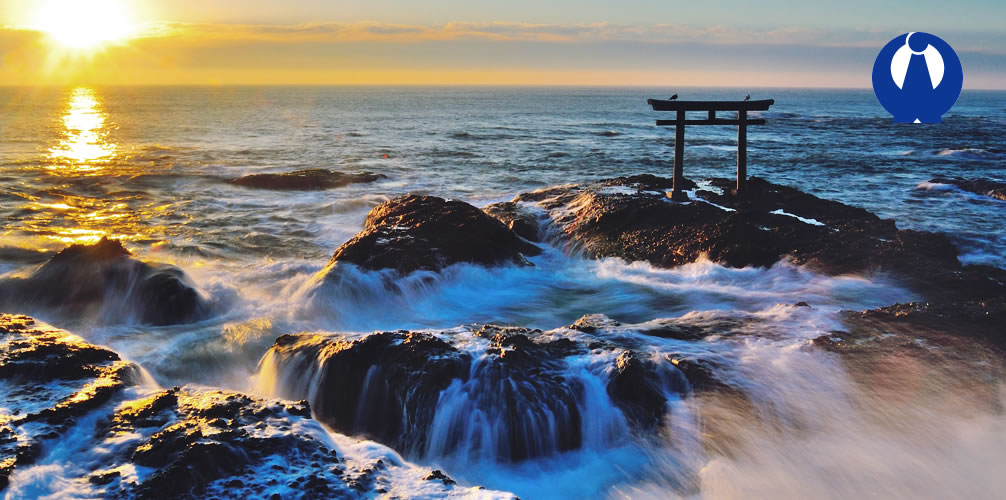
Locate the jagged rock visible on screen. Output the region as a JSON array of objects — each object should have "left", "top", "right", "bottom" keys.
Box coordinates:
[
  {"left": 262, "top": 324, "right": 681, "bottom": 462},
  {"left": 268, "top": 331, "right": 469, "bottom": 454},
  {"left": 327, "top": 195, "right": 541, "bottom": 274},
  {"left": 930, "top": 177, "right": 1006, "bottom": 201},
  {"left": 1, "top": 315, "right": 498, "bottom": 499},
  {"left": 607, "top": 351, "right": 674, "bottom": 428},
  {"left": 0, "top": 314, "right": 143, "bottom": 490},
  {"left": 101, "top": 387, "right": 348, "bottom": 499},
  {"left": 229, "top": 169, "right": 386, "bottom": 191},
  {"left": 823, "top": 296, "right": 1006, "bottom": 351},
  {"left": 483, "top": 202, "right": 540, "bottom": 242},
  {"left": 568, "top": 314, "right": 621, "bottom": 333},
  {"left": 515, "top": 175, "right": 1005, "bottom": 302},
  {"left": 425, "top": 469, "right": 457, "bottom": 486},
  {"left": 0, "top": 238, "right": 210, "bottom": 326}
]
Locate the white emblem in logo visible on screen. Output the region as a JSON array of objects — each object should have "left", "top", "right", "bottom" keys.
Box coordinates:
[{"left": 890, "top": 32, "right": 945, "bottom": 90}]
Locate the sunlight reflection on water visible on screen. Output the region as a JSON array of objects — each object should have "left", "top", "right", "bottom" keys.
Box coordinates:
[{"left": 49, "top": 87, "right": 117, "bottom": 168}]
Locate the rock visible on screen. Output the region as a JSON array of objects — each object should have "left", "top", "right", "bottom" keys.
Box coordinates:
[
  {"left": 0, "top": 314, "right": 143, "bottom": 490},
  {"left": 262, "top": 324, "right": 681, "bottom": 462},
  {"left": 601, "top": 173, "right": 696, "bottom": 192},
  {"left": 0, "top": 238, "right": 210, "bottom": 326},
  {"left": 228, "top": 169, "right": 386, "bottom": 191},
  {"left": 514, "top": 175, "right": 1005, "bottom": 302},
  {"left": 606, "top": 351, "right": 673, "bottom": 428},
  {"left": 666, "top": 356, "right": 737, "bottom": 394},
  {"left": 267, "top": 331, "right": 469, "bottom": 455},
  {"left": 424, "top": 469, "right": 457, "bottom": 486},
  {"left": 0, "top": 315, "right": 507, "bottom": 499},
  {"left": 930, "top": 177, "right": 1006, "bottom": 201},
  {"left": 328, "top": 195, "right": 540, "bottom": 274},
  {"left": 483, "top": 202, "right": 540, "bottom": 242},
  {"left": 106, "top": 387, "right": 353, "bottom": 499},
  {"left": 831, "top": 296, "right": 1006, "bottom": 350},
  {"left": 568, "top": 314, "right": 620, "bottom": 333}
]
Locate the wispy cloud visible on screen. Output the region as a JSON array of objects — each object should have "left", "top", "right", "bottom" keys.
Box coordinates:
[
  {"left": 122, "top": 21, "right": 1003, "bottom": 52},
  {"left": 2, "top": 21, "right": 1004, "bottom": 87}
]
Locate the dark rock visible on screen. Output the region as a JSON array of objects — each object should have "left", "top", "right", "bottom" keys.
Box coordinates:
[
  {"left": 263, "top": 324, "right": 674, "bottom": 462},
  {"left": 483, "top": 201, "right": 541, "bottom": 242},
  {"left": 794, "top": 301, "right": 811, "bottom": 307},
  {"left": 515, "top": 175, "right": 1005, "bottom": 303},
  {"left": 601, "top": 173, "right": 697, "bottom": 192},
  {"left": 607, "top": 351, "right": 673, "bottom": 428},
  {"left": 89, "top": 470, "right": 121, "bottom": 486},
  {"left": 0, "top": 238, "right": 211, "bottom": 326},
  {"left": 424, "top": 469, "right": 456, "bottom": 486},
  {"left": 930, "top": 177, "right": 1006, "bottom": 201},
  {"left": 328, "top": 195, "right": 540, "bottom": 274},
  {"left": 0, "top": 314, "right": 142, "bottom": 490},
  {"left": 266, "top": 331, "right": 469, "bottom": 456},
  {"left": 836, "top": 296, "right": 1006, "bottom": 349},
  {"left": 666, "top": 356, "right": 738, "bottom": 394},
  {"left": 568, "top": 314, "right": 620, "bottom": 333},
  {"left": 0, "top": 314, "right": 490, "bottom": 498},
  {"left": 228, "top": 169, "right": 385, "bottom": 191}
]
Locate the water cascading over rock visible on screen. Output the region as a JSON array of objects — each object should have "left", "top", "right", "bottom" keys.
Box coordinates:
[{"left": 256, "top": 324, "right": 689, "bottom": 463}]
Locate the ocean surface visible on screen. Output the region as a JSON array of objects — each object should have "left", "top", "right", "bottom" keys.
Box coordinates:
[{"left": 1, "top": 86, "right": 1005, "bottom": 498}]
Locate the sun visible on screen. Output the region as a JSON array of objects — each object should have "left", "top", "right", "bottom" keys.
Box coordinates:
[{"left": 32, "top": 0, "right": 137, "bottom": 49}]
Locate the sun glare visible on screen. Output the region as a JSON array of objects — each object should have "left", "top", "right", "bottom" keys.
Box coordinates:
[{"left": 32, "top": 0, "right": 137, "bottom": 49}]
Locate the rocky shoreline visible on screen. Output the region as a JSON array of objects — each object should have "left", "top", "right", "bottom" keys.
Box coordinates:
[
  {"left": 0, "top": 314, "right": 509, "bottom": 499},
  {"left": 2, "top": 173, "right": 1004, "bottom": 496}
]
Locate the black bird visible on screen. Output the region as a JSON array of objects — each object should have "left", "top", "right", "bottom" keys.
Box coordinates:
[
  {"left": 744, "top": 94, "right": 751, "bottom": 101},
  {"left": 669, "top": 94, "right": 678, "bottom": 100}
]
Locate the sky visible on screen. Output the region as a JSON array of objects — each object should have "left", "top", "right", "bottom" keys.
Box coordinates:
[{"left": 1, "top": 0, "right": 1005, "bottom": 87}]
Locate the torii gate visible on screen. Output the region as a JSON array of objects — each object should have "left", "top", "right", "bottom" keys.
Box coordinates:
[{"left": 647, "top": 98, "right": 774, "bottom": 200}]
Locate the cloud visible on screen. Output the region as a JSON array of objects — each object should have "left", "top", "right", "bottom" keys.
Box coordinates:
[{"left": 1, "top": 21, "right": 1004, "bottom": 87}]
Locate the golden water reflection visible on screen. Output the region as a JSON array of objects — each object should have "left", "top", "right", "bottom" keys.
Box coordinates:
[
  {"left": 16, "top": 87, "right": 175, "bottom": 249},
  {"left": 49, "top": 87, "right": 117, "bottom": 169}
]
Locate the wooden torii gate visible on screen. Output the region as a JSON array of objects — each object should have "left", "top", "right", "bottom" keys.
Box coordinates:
[{"left": 647, "top": 98, "right": 774, "bottom": 200}]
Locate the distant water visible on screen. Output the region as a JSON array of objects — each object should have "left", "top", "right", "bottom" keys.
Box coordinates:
[
  {"left": 1, "top": 86, "right": 1004, "bottom": 268},
  {"left": 2, "top": 87, "right": 1005, "bottom": 499}
]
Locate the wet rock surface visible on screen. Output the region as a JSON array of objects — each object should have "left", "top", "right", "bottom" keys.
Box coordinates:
[
  {"left": 328, "top": 194, "right": 541, "bottom": 274},
  {"left": 228, "top": 169, "right": 386, "bottom": 191},
  {"left": 0, "top": 238, "right": 211, "bottom": 326},
  {"left": 516, "top": 175, "right": 1005, "bottom": 303},
  {"left": 98, "top": 387, "right": 354, "bottom": 499},
  {"left": 0, "top": 314, "right": 497, "bottom": 499},
  {"left": 930, "top": 176, "right": 1006, "bottom": 201},
  {"left": 824, "top": 296, "right": 1006, "bottom": 351},
  {"left": 0, "top": 314, "right": 142, "bottom": 490},
  {"left": 263, "top": 322, "right": 711, "bottom": 462},
  {"left": 483, "top": 201, "right": 541, "bottom": 242}
]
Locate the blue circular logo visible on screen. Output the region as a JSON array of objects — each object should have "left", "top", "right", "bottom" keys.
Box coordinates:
[{"left": 872, "top": 32, "right": 963, "bottom": 123}]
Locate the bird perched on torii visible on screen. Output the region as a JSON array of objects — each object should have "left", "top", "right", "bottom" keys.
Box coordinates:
[
  {"left": 744, "top": 94, "right": 751, "bottom": 101},
  {"left": 669, "top": 94, "right": 678, "bottom": 100}
]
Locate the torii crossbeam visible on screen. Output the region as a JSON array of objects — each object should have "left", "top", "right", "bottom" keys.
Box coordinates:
[{"left": 647, "top": 98, "right": 775, "bottom": 200}]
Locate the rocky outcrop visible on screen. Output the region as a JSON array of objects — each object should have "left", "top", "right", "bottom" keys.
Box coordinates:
[
  {"left": 267, "top": 330, "right": 469, "bottom": 455},
  {"left": 0, "top": 238, "right": 211, "bottom": 326},
  {"left": 820, "top": 296, "right": 1006, "bottom": 352},
  {"left": 0, "top": 314, "right": 144, "bottom": 490},
  {"left": 483, "top": 202, "right": 541, "bottom": 242},
  {"left": 327, "top": 195, "right": 540, "bottom": 274},
  {"left": 0, "top": 314, "right": 500, "bottom": 499},
  {"left": 516, "top": 175, "right": 1004, "bottom": 302},
  {"left": 98, "top": 387, "right": 353, "bottom": 499},
  {"left": 930, "top": 177, "right": 1006, "bottom": 201},
  {"left": 229, "top": 169, "right": 386, "bottom": 191},
  {"left": 260, "top": 324, "right": 687, "bottom": 462}
]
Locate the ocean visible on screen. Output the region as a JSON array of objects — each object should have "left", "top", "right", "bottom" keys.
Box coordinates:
[{"left": 1, "top": 86, "right": 1005, "bottom": 498}]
